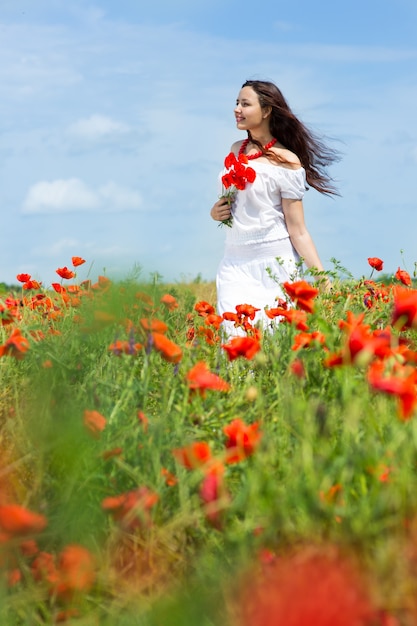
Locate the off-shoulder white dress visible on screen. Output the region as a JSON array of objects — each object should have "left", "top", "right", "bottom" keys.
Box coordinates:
[{"left": 216, "top": 159, "right": 306, "bottom": 332}]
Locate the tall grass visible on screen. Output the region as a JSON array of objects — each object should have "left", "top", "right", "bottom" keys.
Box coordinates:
[{"left": 1, "top": 260, "right": 417, "bottom": 624}]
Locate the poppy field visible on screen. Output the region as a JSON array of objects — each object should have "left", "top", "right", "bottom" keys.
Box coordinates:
[{"left": 2, "top": 256, "right": 417, "bottom": 625}]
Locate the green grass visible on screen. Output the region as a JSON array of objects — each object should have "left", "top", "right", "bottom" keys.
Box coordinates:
[{"left": 1, "top": 269, "right": 417, "bottom": 624}]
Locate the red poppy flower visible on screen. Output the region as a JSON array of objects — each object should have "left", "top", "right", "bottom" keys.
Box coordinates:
[
  {"left": 0, "top": 301, "right": 18, "bottom": 326},
  {"left": 324, "top": 311, "right": 393, "bottom": 367},
  {"left": 7, "top": 568, "right": 22, "bottom": 587},
  {"left": 0, "top": 504, "right": 47, "bottom": 536},
  {"left": 392, "top": 286, "right": 417, "bottom": 330},
  {"left": 395, "top": 267, "right": 412, "bottom": 287},
  {"left": 56, "top": 266, "right": 75, "bottom": 280},
  {"left": 98, "top": 275, "right": 111, "bottom": 287},
  {"left": 186, "top": 361, "right": 231, "bottom": 395},
  {"left": 224, "top": 152, "right": 238, "bottom": 169},
  {"left": 223, "top": 418, "right": 262, "bottom": 464},
  {"left": 140, "top": 318, "right": 168, "bottom": 334},
  {"left": 290, "top": 358, "right": 306, "bottom": 378},
  {"left": 204, "top": 313, "right": 224, "bottom": 329},
  {"left": 292, "top": 330, "right": 326, "bottom": 351},
  {"left": 0, "top": 328, "right": 30, "bottom": 359},
  {"left": 222, "top": 336, "right": 261, "bottom": 361},
  {"left": 264, "top": 306, "right": 289, "bottom": 319},
  {"left": 238, "top": 546, "right": 375, "bottom": 626},
  {"left": 197, "top": 326, "right": 220, "bottom": 345},
  {"left": 102, "top": 447, "right": 123, "bottom": 461},
  {"left": 222, "top": 153, "right": 257, "bottom": 191},
  {"left": 20, "top": 539, "right": 39, "bottom": 558},
  {"left": 160, "top": 293, "right": 179, "bottom": 310},
  {"left": 265, "top": 307, "right": 310, "bottom": 330},
  {"left": 71, "top": 256, "right": 86, "bottom": 267},
  {"left": 102, "top": 487, "right": 158, "bottom": 530},
  {"left": 31, "top": 551, "right": 58, "bottom": 584},
  {"left": 194, "top": 301, "right": 216, "bottom": 317},
  {"left": 368, "top": 257, "right": 384, "bottom": 271},
  {"left": 22, "top": 280, "right": 41, "bottom": 290},
  {"left": 151, "top": 332, "right": 182, "bottom": 363},
  {"left": 83, "top": 410, "right": 107, "bottom": 437},
  {"left": 368, "top": 361, "right": 417, "bottom": 420},
  {"left": 172, "top": 442, "right": 212, "bottom": 469},
  {"left": 137, "top": 411, "right": 149, "bottom": 431},
  {"left": 51, "top": 283, "right": 66, "bottom": 294},
  {"left": 108, "top": 339, "right": 143, "bottom": 356},
  {"left": 134, "top": 291, "right": 153, "bottom": 307},
  {"left": 320, "top": 483, "right": 343, "bottom": 505},
  {"left": 161, "top": 467, "right": 178, "bottom": 486},
  {"left": 235, "top": 303, "right": 261, "bottom": 320},
  {"left": 245, "top": 166, "right": 256, "bottom": 183},
  {"left": 222, "top": 311, "right": 240, "bottom": 324},
  {"left": 283, "top": 280, "right": 319, "bottom": 313},
  {"left": 52, "top": 544, "right": 95, "bottom": 600},
  {"left": 199, "top": 472, "right": 229, "bottom": 529},
  {"left": 16, "top": 273, "right": 31, "bottom": 283}
]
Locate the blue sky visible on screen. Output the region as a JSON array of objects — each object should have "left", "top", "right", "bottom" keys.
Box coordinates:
[{"left": 1, "top": 0, "right": 416, "bottom": 287}]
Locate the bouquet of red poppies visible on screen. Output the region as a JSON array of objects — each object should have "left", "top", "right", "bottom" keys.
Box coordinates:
[{"left": 219, "top": 152, "right": 256, "bottom": 227}]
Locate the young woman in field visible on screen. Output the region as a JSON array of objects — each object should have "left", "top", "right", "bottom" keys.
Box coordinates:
[{"left": 210, "top": 79, "right": 338, "bottom": 332}]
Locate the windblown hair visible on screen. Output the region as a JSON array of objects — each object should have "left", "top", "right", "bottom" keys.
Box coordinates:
[{"left": 242, "top": 80, "right": 340, "bottom": 195}]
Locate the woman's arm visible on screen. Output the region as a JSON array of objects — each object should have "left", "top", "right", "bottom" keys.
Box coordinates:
[{"left": 282, "top": 198, "right": 326, "bottom": 274}]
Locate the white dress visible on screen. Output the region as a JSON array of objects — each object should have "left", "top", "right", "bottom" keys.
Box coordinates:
[{"left": 216, "top": 159, "right": 307, "bottom": 333}]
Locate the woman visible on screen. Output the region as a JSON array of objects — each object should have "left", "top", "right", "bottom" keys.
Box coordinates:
[{"left": 210, "top": 79, "right": 338, "bottom": 333}]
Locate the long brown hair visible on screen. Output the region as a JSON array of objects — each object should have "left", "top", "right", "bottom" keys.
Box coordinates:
[{"left": 242, "top": 80, "right": 340, "bottom": 196}]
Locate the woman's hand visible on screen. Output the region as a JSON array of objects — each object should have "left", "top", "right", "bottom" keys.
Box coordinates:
[
  {"left": 210, "top": 197, "right": 232, "bottom": 222},
  {"left": 317, "top": 276, "right": 333, "bottom": 293}
]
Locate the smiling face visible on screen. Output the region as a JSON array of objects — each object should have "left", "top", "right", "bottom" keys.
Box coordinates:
[{"left": 234, "top": 86, "right": 271, "bottom": 134}]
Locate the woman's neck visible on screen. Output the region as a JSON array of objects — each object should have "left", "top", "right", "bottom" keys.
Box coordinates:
[{"left": 248, "top": 132, "right": 275, "bottom": 146}]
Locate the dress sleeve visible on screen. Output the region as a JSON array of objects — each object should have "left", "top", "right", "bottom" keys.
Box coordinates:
[{"left": 279, "top": 167, "right": 307, "bottom": 200}]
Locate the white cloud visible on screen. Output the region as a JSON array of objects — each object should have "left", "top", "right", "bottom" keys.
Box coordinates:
[
  {"left": 98, "top": 182, "right": 142, "bottom": 211},
  {"left": 32, "top": 238, "right": 81, "bottom": 258},
  {"left": 22, "top": 178, "right": 142, "bottom": 214},
  {"left": 68, "top": 114, "right": 130, "bottom": 139}
]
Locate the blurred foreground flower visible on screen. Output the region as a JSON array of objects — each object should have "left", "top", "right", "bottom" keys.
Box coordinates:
[
  {"left": 0, "top": 328, "right": 30, "bottom": 359},
  {"left": 31, "top": 544, "right": 95, "bottom": 601},
  {"left": 102, "top": 487, "right": 158, "bottom": 531},
  {"left": 173, "top": 442, "right": 212, "bottom": 470},
  {"left": 150, "top": 332, "right": 182, "bottom": 364},
  {"left": 392, "top": 286, "right": 417, "bottom": 331},
  {"left": 52, "top": 544, "right": 96, "bottom": 600},
  {"left": 224, "top": 418, "right": 262, "bottom": 464},
  {"left": 236, "top": 545, "right": 377, "bottom": 626},
  {"left": 0, "top": 503, "right": 47, "bottom": 538},
  {"left": 186, "top": 361, "right": 231, "bottom": 396},
  {"left": 199, "top": 472, "right": 229, "bottom": 529},
  {"left": 367, "top": 361, "right": 417, "bottom": 420},
  {"left": 160, "top": 293, "right": 178, "bottom": 310},
  {"left": 83, "top": 410, "right": 107, "bottom": 437}
]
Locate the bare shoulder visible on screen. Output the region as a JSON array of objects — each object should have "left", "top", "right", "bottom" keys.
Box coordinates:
[
  {"left": 230, "top": 139, "right": 245, "bottom": 155},
  {"left": 271, "top": 146, "right": 302, "bottom": 170}
]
